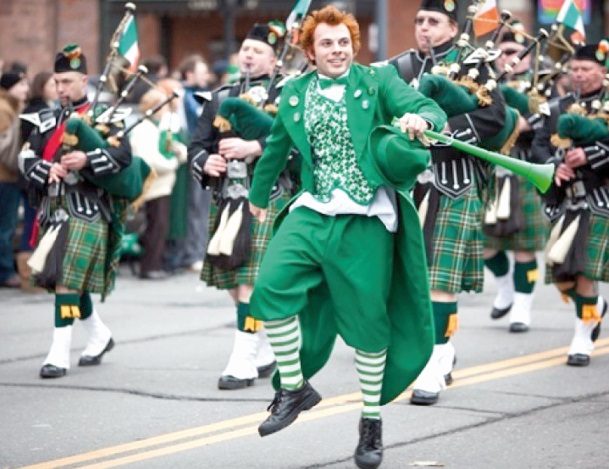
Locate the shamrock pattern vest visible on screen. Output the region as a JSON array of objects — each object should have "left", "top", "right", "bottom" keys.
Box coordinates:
[{"left": 303, "top": 79, "right": 377, "bottom": 205}]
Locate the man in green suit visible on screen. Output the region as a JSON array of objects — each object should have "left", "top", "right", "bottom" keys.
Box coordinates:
[{"left": 248, "top": 6, "right": 446, "bottom": 469}]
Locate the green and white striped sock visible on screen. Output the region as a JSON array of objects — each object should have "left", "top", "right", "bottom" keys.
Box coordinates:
[
  {"left": 263, "top": 316, "right": 303, "bottom": 390},
  {"left": 355, "top": 348, "right": 387, "bottom": 420}
]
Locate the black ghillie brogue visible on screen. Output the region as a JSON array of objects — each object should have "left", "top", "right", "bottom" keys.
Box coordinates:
[
  {"left": 78, "top": 338, "right": 114, "bottom": 366},
  {"left": 258, "top": 381, "right": 321, "bottom": 437}
]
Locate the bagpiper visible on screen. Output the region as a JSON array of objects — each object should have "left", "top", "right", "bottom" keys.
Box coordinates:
[
  {"left": 18, "top": 44, "right": 132, "bottom": 378},
  {"left": 531, "top": 42, "right": 609, "bottom": 367},
  {"left": 482, "top": 20, "right": 549, "bottom": 333},
  {"left": 188, "top": 22, "right": 298, "bottom": 390},
  {"left": 388, "top": 0, "right": 509, "bottom": 405}
]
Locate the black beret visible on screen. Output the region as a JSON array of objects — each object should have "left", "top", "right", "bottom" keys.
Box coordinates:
[
  {"left": 54, "top": 43, "right": 88, "bottom": 74},
  {"left": 245, "top": 21, "right": 286, "bottom": 52},
  {"left": 418, "top": 0, "right": 458, "bottom": 22},
  {"left": 500, "top": 20, "right": 530, "bottom": 47},
  {"left": 573, "top": 42, "right": 607, "bottom": 67}
]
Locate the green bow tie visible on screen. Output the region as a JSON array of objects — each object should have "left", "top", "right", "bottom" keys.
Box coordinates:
[{"left": 318, "top": 76, "right": 349, "bottom": 89}]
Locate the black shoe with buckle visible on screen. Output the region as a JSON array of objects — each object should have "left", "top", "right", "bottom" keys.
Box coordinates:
[
  {"left": 567, "top": 353, "right": 590, "bottom": 367},
  {"left": 354, "top": 417, "right": 383, "bottom": 469},
  {"left": 410, "top": 389, "right": 439, "bottom": 406},
  {"left": 491, "top": 304, "right": 512, "bottom": 319},
  {"left": 257, "top": 360, "right": 277, "bottom": 379},
  {"left": 218, "top": 375, "right": 255, "bottom": 390},
  {"left": 509, "top": 322, "right": 529, "bottom": 333},
  {"left": 78, "top": 338, "right": 115, "bottom": 366},
  {"left": 40, "top": 364, "right": 67, "bottom": 379},
  {"left": 258, "top": 381, "right": 321, "bottom": 437}
]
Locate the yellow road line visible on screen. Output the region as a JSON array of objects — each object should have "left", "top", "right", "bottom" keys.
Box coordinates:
[{"left": 22, "top": 341, "right": 609, "bottom": 469}]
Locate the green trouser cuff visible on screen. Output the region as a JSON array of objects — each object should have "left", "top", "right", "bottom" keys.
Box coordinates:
[
  {"left": 513, "top": 260, "right": 538, "bottom": 294},
  {"left": 484, "top": 251, "right": 510, "bottom": 277},
  {"left": 432, "top": 301, "right": 458, "bottom": 344},
  {"left": 80, "top": 291, "right": 93, "bottom": 320},
  {"left": 236, "top": 302, "right": 262, "bottom": 333},
  {"left": 55, "top": 293, "right": 82, "bottom": 327},
  {"left": 575, "top": 295, "right": 599, "bottom": 321}
]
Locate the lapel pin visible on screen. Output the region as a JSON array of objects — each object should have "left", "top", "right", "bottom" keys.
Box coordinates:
[
  {"left": 289, "top": 96, "right": 299, "bottom": 106},
  {"left": 354, "top": 89, "right": 362, "bottom": 98}
]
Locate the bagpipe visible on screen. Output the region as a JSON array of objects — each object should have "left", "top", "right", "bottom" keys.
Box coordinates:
[{"left": 205, "top": 4, "right": 311, "bottom": 271}]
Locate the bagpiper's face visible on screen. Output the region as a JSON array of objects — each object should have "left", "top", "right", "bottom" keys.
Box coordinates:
[
  {"left": 238, "top": 39, "right": 277, "bottom": 79},
  {"left": 307, "top": 22, "right": 353, "bottom": 79},
  {"left": 414, "top": 11, "right": 458, "bottom": 53},
  {"left": 497, "top": 41, "right": 530, "bottom": 76},
  {"left": 569, "top": 58, "right": 605, "bottom": 96},
  {"left": 54, "top": 71, "right": 88, "bottom": 107}
]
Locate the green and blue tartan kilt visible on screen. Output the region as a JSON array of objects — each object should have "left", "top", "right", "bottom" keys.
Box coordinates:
[
  {"left": 61, "top": 217, "right": 108, "bottom": 293},
  {"left": 544, "top": 210, "right": 609, "bottom": 284},
  {"left": 429, "top": 188, "right": 484, "bottom": 293},
  {"left": 201, "top": 191, "right": 292, "bottom": 289},
  {"left": 483, "top": 176, "right": 549, "bottom": 251}
]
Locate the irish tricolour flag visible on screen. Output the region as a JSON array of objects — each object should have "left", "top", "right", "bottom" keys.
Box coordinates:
[
  {"left": 117, "top": 15, "right": 140, "bottom": 73},
  {"left": 556, "top": 0, "right": 586, "bottom": 42},
  {"left": 473, "top": 0, "right": 500, "bottom": 37}
]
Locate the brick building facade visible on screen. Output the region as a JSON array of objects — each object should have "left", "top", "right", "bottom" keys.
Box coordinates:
[{"left": 0, "top": 0, "right": 606, "bottom": 78}]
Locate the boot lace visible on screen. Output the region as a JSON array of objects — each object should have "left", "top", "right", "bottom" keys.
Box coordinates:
[
  {"left": 360, "top": 419, "right": 382, "bottom": 450},
  {"left": 267, "top": 390, "right": 284, "bottom": 413}
]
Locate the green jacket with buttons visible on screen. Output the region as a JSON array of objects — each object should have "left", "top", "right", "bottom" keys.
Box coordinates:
[{"left": 249, "top": 62, "right": 446, "bottom": 208}]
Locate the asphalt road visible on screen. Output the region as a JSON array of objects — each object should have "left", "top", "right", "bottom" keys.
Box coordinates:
[{"left": 1, "top": 262, "right": 608, "bottom": 469}]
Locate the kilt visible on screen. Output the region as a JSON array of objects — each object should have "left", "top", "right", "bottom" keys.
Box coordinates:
[
  {"left": 61, "top": 217, "right": 108, "bottom": 293},
  {"left": 201, "top": 191, "right": 292, "bottom": 289},
  {"left": 545, "top": 210, "right": 609, "bottom": 284},
  {"left": 429, "top": 188, "right": 484, "bottom": 293},
  {"left": 483, "top": 176, "right": 549, "bottom": 252}
]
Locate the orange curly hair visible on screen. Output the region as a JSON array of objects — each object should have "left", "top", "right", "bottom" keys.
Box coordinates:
[{"left": 300, "top": 5, "right": 361, "bottom": 64}]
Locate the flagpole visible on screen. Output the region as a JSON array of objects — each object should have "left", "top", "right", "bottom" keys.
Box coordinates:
[{"left": 89, "top": 2, "right": 137, "bottom": 119}]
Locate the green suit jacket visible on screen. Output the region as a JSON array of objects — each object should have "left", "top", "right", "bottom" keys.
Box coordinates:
[{"left": 250, "top": 63, "right": 447, "bottom": 404}]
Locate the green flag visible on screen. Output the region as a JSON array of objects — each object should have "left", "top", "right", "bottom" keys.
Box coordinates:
[
  {"left": 556, "top": 0, "right": 585, "bottom": 41},
  {"left": 117, "top": 15, "right": 140, "bottom": 72}
]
